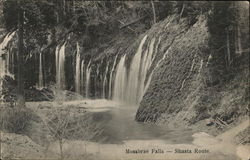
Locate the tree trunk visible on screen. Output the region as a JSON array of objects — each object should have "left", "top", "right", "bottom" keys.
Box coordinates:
[
  {"left": 17, "top": 1, "right": 25, "bottom": 106},
  {"left": 72, "top": 0, "right": 75, "bottom": 15},
  {"left": 226, "top": 28, "right": 231, "bottom": 68},
  {"left": 237, "top": 26, "right": 242, "bottom": 56},
  {"left": 179, "top": 2, "right": 186, "bottom": 19},
  {"left": 151, "top": 1, "right": 156, "bottom": 24},
  {"left": 59, "top": 139, "right": 63, "bottom": 160},
  {"left": 119, "top": 16, "right": 146, "bottom": 29},
  {"left": 62, "top": 0, "right": 66, "bottom": 17},
  {"left": 54, "top": 0, "right": 64, "bottom": 23}
]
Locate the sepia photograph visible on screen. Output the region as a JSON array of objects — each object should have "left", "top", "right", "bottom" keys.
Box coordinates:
[{"left": 0, "top": 1, "right": 249, "bottom": 160}]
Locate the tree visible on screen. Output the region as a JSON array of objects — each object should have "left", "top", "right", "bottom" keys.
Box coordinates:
[
  {"left": 151, "top": 1, "right": 156, "bottom": 24},
  {"left": 17, "top": 0, "right": 24, "bottom": 106},
  {"left": 206, "top": 1, "right": 248, "bottom": 84},
  {"left": 3, "top": 0, "right": 57, "bottom": 98},
  {"left": 42, "top": 108, "right": 71, "bottom": 160}
]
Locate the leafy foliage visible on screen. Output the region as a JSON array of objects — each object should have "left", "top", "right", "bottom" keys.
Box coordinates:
[
  {"left": 206, "top": 1, "right": 248, "bottom": 85},
  {"left": 0, "top": 106, "right": 33, "bottom": 133}
]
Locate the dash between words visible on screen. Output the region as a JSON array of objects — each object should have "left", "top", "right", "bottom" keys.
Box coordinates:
[{"left": 125, "top": 148, "right": 210, "bottom": 154}]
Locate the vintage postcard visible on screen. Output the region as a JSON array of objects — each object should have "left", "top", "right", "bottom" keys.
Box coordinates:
[{"left": 0, "top": 1, "right": 249, "bottom": 160}]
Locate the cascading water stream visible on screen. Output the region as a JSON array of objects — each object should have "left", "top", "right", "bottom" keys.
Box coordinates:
[
  {"left": 96, "top": 59, "right": 102, "bottom": 77},
  {"left": 137, "top": 38, "right": 156, "bottom": 102},
  {"left": 102, "top": 61, "right": 109, "bottom": 99},
  {"left": 144, "top": 37, "right": 168, "bottom": 94},
  {"left": 144, "top": 47, "right": 171, "bottom": 94},
  {"left": 80, "top": 59, "right": 85, "bottom": 94},
  {"left": 96, "top": 65, "right": 99, "bottom": 77},
  {"left": 112, "top": 35, "right": 166, "bottom": 105},
  {"left": 0, "top": 31, "right": 16, "bottom": 78},
  {"left": 55, "top": 46, "right": 59, "bottom": 85},
  {"left": 124, "top": 35, "right": 148, "bottom": 104},
  {"left": 50, "top": 34, "right": 164, "bottom": 104},
  {"left": 51, "top": 34, "right": 167, "bottom": 103},
  {"left": 54, "top": 42, "right": 67, "bottom": 101},
  {"left": 55, "top": 42, "right": 66, "bottom": 90},
  {"left": 38, "top": 52, "right": 44, "bottom": 88},
  {"left": 75, "top": 42, "right": 81, "bottom": 94},
  {"left": 85, "top": 60, "right": 92, "bottom": 98},
  {"left": 113, "top": 55, "right": 127, "bottom": 102},
  {"left": 108, "top": 54, "right": 118, "bottom": 99},
  {"left": 0, "top": 32, "right": 16, "bottom": 101},
  {"left": 94, "top": 61, "right": 102, "bottom": 98},
  {"left": 113, "top": 35, "right": 149, "bottom": 105}
]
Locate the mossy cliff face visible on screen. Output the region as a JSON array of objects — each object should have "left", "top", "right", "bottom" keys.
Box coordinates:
[
  {"left": 136, "top": 15, "right": 209, "bottom": 123},
  {"left": 136, "top": 7, "right": 249, "bottom": 130}
]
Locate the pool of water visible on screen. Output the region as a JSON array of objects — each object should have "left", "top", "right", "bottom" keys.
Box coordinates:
[
  {"left": 95, "top": 105, "right": 194, "bottom": 144},
  {"left": 25, "top": 100, "right": 241, "bottom": 160}
]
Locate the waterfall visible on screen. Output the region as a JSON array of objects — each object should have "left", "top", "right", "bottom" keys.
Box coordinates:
[
  {"left": 102, "top": 61, "right": 109, "bottom": 99},
  {"left": 0, "top": 32, "right": 16, "bottom": 78},
  {"left": 206, "top": 54, "right": 212, "bottom": 67},
  {"left": 137, "top": 38, "right": 156, "bottom": 102},
  {"left": 0, "top": 32, "right": 16, "bottom": 101},
  {"left": 237, "top": 26, "right": 242, "bottom": 56},
  {"left": 113, "top": 35, "right": 149, "bottom": 104},
  {"left": 38, "top": 52, "right": 44, "bottom": 88},
  {"left": 96, "top": 59, "right": 102, "bottom": 77},
  {"left": 55, "top": 46, "right": 59, "bottom": 85},
  {"left": 113, "top": 55, "right": 127, "bottom": 102},
  {"left": 108, "top": 54, "right": 118, "bottom": 99},
  {"left": 96, "top": 64, "right": 99, "bottom": 77},
  {"left": 197, "top": 60, "right": 204, "bottom": 76},
  {"left": 85, "top": 60, "right": 92, "bottom": 98},
  {"left": 180, "top": 56, "right": 196, "bottom": 91},
  {"left": 97, "top": 59, "right": 103, "bottom": 82},
  {"left": 112, "top": 35, "right": 167, "bottom": 105},
  {"left": 55, "top": 42, "right": 66, "bottom": 90},
  {"left": 124, "top": 35, "right": 148, "bottom": 104},
  {"left": 94, "top": 60, "right": 102, "bottom": 98},
  {"left": 80, "top": 59, "right": 84, "bottom": 94},
  {"left": 75, "top": 42, "right": 81, "bottom": 94},
  {"left": 144, "top": 40, "right": 170, "bottom": 94}
]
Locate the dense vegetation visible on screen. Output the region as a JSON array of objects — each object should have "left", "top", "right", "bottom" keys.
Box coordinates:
[
  {"left": 0, "top": 1, "right": 249, "bottom": 131},
  {"left": 0, "top": 3, "right": 249, "bottom": 160},
  {"left": 0, "top": 1, "right": 248, "bottom": 108}
]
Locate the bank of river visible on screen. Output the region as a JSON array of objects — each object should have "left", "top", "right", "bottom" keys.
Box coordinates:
[{"left": 1, "top": 100, "right": 249, "bottom": 160}]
